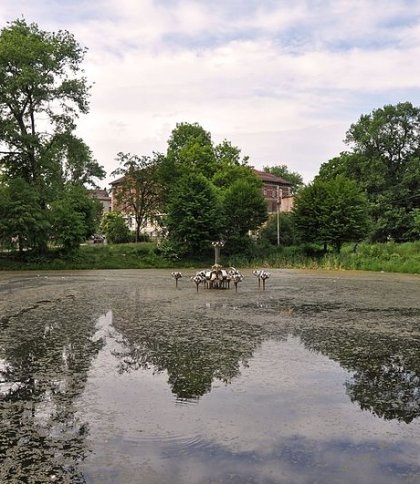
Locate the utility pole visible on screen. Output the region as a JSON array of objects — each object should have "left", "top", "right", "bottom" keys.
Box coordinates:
[{"left": 277, "top": 187, "right": 282, "bottom": 246}]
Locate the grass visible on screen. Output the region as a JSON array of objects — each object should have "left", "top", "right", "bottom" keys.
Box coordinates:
[
  {"left": 0, "top": 241, "right": 419, "bottom": 274},
  {"left": 229, "top": 241, "right": 420, "bottom": 274},
  {"left": 0, "top": 242, "right": 212, "bottom": 271}
]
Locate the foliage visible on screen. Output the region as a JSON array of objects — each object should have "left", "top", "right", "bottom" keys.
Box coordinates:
[
  {"left": 0, "top": 19, "right": 104, "bottom": 193},
  {"left": 293, "top": 176, "right": 370, "bottom": 252},
  {"left": 111, "top": 152, "right": 163, "bottom": 242},
  {"left": 49, "top": 201, "right": 86, "bottom": 253},
  {"left": 165, "top": 172, "right": 224, "bottom": 255},
  {"left": 100, "top": 211, "right": 131, "bottom": 244},
  {"left": 160, "top": 123, "right": 266, "bottom": 255},
  {"left": 264, "top": 164, "right": 304, "bottom": 194},
  {"left": 159, "top": 122, "right": 217, "bottom": 189},
  {"left": 49, "top": 185, "right": 100, "bottom": 252},
  {"left": 259, "top": 213, "right": 297, "bottom": 246},
  {"left": 318, "top": 102, "right": 420, "bottom": 241},
  {"left": 214, "top": 139, "right": 249, "bottom": 166},
  {"left": 1, "top": 239, "right": 419, "bottom": 274},
  {"left": 212, "top": 163, "right": 254, "bottom": 189},
  {"left": 0, "top": 178, "right": 49, "bottom": 252},
  {"left": 222, "top": 178, "right": 267, "bottom": 238},
  {"left": 0, "top": 19, "right": 105, "bottom": 253}
]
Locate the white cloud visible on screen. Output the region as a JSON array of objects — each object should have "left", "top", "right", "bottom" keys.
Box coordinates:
[{"left": 1, "top": 0, "right": 420, "bottom": 184}]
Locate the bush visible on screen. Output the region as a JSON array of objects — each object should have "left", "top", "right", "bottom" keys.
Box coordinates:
[{"left": 100, "top": 212, "right": 131, "bottom": 244}]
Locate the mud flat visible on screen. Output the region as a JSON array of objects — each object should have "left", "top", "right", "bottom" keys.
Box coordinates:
[{"left": 1, "top": 269, "right": 419, "bottom": 483}]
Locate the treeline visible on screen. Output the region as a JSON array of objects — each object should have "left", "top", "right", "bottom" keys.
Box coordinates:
[
  {"left": 0, "top": 19, "right": 419, "bottom": 263},
  {"left": 265, "top": 102, "right": 420, "bottom": 253}
]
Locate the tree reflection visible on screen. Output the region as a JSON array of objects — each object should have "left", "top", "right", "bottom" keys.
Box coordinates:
[
  {"left": 0, "top": 303, "right": 105, "bottom": 482},
  {"left": 111, "top": 315, "right": 264, "bottom": 400},
  {"left": 296, "top": 327, "right": 420, "bottom": 423}
]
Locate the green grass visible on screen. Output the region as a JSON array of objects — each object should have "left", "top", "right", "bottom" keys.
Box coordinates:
[
  {"left": 233, "top": 241, "right": 420, "bottom": 274},
  {"left": 0, "top": 242, "right": 212, "bottom": 271},
  {"left": 1, "top": 241, "right": 419, "bottom": 274}
]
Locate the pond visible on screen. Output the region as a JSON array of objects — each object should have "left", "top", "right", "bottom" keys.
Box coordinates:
[{"left": 0, "top": 269, "right": 419, "bottom": 483}]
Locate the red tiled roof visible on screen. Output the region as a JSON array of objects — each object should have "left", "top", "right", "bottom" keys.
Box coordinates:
[{"left": 253, "top": 169, "right": 292, "bottom": 186}]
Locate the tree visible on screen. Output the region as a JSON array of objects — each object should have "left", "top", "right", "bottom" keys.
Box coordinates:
[
  {"left": 0, "top": 19, "right": 105, "bottom": 252},
  {"left": 49, "top": 201, "right": 86, "bottom": 253},
  {"left": 214, "top": 139, "right": 249, "bottom": 166},
  {"left": 111, "top": 152, "right": 162, "bottom": 242},
  {"left": 49, "top": 185, "right": 100, "bottom": 252},
  {"left": 100, "top": 211, "right": 130, "bottom": 244},
  {"left": 293, "top": 176, "right": 369, "bottom": 252},
  {"left": 159, "top": 122, "right": 270, "bottom": 255},
  {"left": 318, "top": 102, "right": 420, "bottom": 241},
  {"left": 264, "top": 164, "right": 304, "bottom": 194},
  {"left": 222, "top": 178, "right": 267, "bottom": 239},
  {"left": 165, "top": 172, "right": 224, "bottom": 255},
  {"left": 0, "top": 178, "right": 49, "bottom": 252},
  {"left": 159, "top": 122, "right": 217, "bottom": 191}
]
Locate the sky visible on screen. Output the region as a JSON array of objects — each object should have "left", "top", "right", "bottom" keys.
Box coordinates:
[{"left": 1, "top": 0, "right": 420, "bottom": 186}]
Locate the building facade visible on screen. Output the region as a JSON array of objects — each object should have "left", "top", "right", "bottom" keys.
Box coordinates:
[
  {"left": 89, "top": 188, "right": 112, "bottom": 214},
  {"left": 108, "top": 168, "right": 295, "bottom": 237},
  {"left": 253, "top": 169, "right": 294, "bottom": 214}
]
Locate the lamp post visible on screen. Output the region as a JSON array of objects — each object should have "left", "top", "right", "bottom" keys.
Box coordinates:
[
  {"left": 277, "top": 187, "right": 282, "bottom": 246},
  {"left": 212, "top": 240, "right": 225, "bottom": 265}
]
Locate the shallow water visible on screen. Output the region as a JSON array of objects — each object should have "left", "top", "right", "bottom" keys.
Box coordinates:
[{"left": 0, "top": 269, "right": 419, "bottom": 483}]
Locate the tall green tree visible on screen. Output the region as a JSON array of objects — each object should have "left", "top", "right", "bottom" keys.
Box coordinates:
[
  {"left": 264, "top": 164, "right": 304, "bottom": 194},
  {"left": 111, "top": 152, "right": 163, "bottom": 242},
  {"left": 159, "top": 122, "right": 269, "bottom": 255},
  {"left": 318, "top": 102, "right": 420, "bottom": 241},
  {"left": 165, "top": 172, "right": 224, "bottom": 255},
  {"left": 0, "top": 19, "right": 104, "bottom": 251},
  {"left": 214, "top": 139, "right": 249, "bottom": 166},
  {"left": 0, "top": 19, "right": 104, "bottom": 191},
  {"left": 293, "top": 176, "right": 369, "bottom": 253},
  {"left": 159, "top": 122, "right": 216, "bottom": 190},
  {"left": 223, "top": 178, "right": 267, "bottom": 238}
]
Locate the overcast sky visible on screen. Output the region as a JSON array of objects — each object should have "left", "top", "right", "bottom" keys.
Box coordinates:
[{"left": 1, "top": 0, "right": 420, "bottom": 185}]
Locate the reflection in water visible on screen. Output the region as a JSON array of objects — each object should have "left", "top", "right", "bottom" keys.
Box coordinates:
[
  {"left": 1, "top": 270, "right": 419, "bottom": 482},
  {"left": 296, "top": 328, "right": 420, "bottom": 423},
  {"left": 110, "top": 296, "right": 420, "bottom": 423},
  {"left": 0, "top": 302, "right": 106, "bottom": 482},
  {"left": 111, "top": 314, "right": 266, "bottom": 401}
]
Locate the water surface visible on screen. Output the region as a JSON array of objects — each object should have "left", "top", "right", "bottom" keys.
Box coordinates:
[{"left": 0, "top": 269, "right": 419, "bottom": 483}]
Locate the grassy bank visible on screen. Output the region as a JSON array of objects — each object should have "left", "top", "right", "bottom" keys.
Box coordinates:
[
  {"left": 226, "top": 241, "right": 420, "bottom": 274},
  {"left": 0, "top": 241, "right": 419, "bottom": 274},
  {"left": 0, "top": 242, "right": 212, "bottom": 271}
]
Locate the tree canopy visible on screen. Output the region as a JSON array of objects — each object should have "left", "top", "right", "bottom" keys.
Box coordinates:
[
  {"left": 165, "top": 172, "right": 224, "bottom": 255},
  {"left": 318, "top": 102, "right": 420, "bottom": 242},
  {"left": 293, "top": 176, "right": 369, "bottom": 252},
  {"left": 0, "top": 19, "right": 104, "bottom": 253},
  {"left": 158, "top": 122, "right": 267, "bottom": 253}
]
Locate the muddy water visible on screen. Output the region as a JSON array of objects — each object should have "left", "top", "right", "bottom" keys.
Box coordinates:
[{"left": 0, "top": 269, "right": 419, "bottom": 483}]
